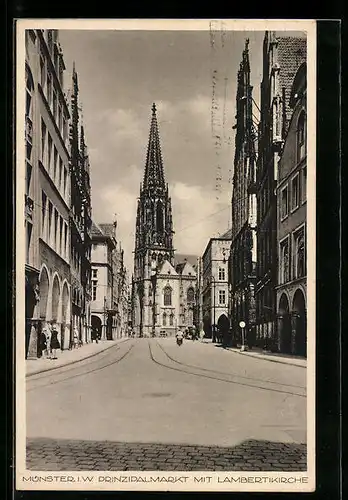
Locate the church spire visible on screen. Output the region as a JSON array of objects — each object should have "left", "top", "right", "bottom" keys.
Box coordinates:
[{"left": 143, "top": 103, "right": 165, "bottom": 191}]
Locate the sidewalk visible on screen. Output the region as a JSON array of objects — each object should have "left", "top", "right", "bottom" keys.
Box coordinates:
[
  {"left": 228, "top": 347, "right": 307, "bottom": 368},
  {"left": 201, "top": 340, "right": 306, "bottom": 368},
  {"left": 26, "top": 338, "right": 129, "bottom": 377}
]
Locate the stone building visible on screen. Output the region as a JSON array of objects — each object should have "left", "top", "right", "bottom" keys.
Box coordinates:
[
  {"left": 90, "top": 221, "right": 117, "bottom": 340},
  {"left": 255, "top": 32, "right": 306, "bottom": 350},
  {"left": 25, "top": 29, "right": 71, "bottom": 358},
  {"left": 98, "top": 222, "right": 130, "bottom": 338},
  {"left": 90, "top": 221, "right": 130, "bottom": 340},
  {"left": 202, "top": 231, "right": 231, "bottom": 342},
  {"left": 132, "top": 103, "right": 197, "bottom": 337},
  {"left": 68, "top": 64, "right": 93, "bottom": 345},
  {"left": 276, "top": 62, "right": 307, "bottom": 356},
  {"left": 229, "top": 39, "right": 258, "bottom": 347}
]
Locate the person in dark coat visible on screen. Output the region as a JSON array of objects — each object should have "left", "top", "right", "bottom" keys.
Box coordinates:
[
  {"left": 50, "top": 324, "right": 61, "bottom": 360},
  {"left": 39, "top": 329, "right": 47, "bottom": 358}
]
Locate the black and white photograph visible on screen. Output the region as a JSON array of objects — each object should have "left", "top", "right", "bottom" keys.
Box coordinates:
[{"left": 16, "top": 19, "right": 316, "bottom": 493}]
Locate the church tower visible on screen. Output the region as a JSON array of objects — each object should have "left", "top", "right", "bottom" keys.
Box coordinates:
[{"left": 133, "top": 103, "right": 175, "bottom": 336}]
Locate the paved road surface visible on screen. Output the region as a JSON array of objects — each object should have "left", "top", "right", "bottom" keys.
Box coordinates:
[{"left": 26, "top": 338, "right": 307, "bottom": 471}]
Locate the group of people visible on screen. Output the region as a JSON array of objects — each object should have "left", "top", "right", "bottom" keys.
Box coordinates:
[
  {"left": 175, "top": 327, "right": 205, "bottom": 345},
  {"left": 39, "top": 323, "right": 61, "bottom": 360}
]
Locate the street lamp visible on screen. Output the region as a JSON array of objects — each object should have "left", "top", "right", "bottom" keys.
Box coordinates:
[{"left": 239, "top": 320, "right": 246, "bottom": 351}]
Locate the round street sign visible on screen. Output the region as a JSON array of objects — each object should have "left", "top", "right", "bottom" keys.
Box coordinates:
[{"left": 239, "top": 321, "right": 246, "bottom": 328}]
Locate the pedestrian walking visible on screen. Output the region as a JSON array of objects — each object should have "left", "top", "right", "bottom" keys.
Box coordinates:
[
  {"left": 39, "top": 326, "right": 48, "bottom": 358},
  {"left": 44, "top": 323, "right": 52, "bottom": 359},
  {"left": 50, "top": 324, "right": 60, "bottom": 360},
  {"left": 91, "top": 328, "right": 99, "bottom": 344}
]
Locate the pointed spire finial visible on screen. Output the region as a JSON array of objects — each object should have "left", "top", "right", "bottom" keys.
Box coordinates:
[{"left": 152, "top": 102, "right": 157, "bottom": 115}]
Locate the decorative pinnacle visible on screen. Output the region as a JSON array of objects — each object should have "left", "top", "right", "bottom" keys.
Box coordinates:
[{"left": 152, "top": 102, "right": 157, "bottom": 115}]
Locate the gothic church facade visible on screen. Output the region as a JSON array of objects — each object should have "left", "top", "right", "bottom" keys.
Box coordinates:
[{"left": 132, "top": 104, "right": 197, "bottom": 337}]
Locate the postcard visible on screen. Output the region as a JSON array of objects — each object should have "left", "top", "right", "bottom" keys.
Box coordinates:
[{"left": 16, "top": 18, "right": 316, "bottom": 492}]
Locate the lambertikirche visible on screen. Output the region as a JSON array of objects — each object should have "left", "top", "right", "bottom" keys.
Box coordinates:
[{"left": 132, "top": 103, "right": 198, "bottom": 337}]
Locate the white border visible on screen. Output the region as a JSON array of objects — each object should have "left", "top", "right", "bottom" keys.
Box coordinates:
[{"left": 15, "top": 18, "right": 316, "bottom": 493}]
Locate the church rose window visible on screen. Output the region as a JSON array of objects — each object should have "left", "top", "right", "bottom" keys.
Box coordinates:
[{"left": 163, "top": 286, "right": 172, "bottom": 306}]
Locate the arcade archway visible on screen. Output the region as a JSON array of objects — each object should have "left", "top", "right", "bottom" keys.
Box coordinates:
[
  {"left": 51, "top": 274, "right": 60, "bottom": 323},
  {"left": 39, "top": 266, "right": 49, "bottom": 320},
  {"left": 278, "top": 293, "right": 292, "bottom": 354},
  {"left": 292, "top": 289, "right": 306, "bottom": 357}
]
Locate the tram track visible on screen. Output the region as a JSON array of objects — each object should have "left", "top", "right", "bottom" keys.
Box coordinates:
[
  {"left": 148, "top": 340, "right": 306, "bottom": 398},
  {"left": 27, "top": 340, "right": 135, "bottom": 392},
  {"left": 156, "top": 340, "right": 306, "bottom": 390}
]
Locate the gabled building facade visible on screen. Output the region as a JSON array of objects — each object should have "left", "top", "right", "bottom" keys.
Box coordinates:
[
  {"left": 68, "top": 64, "right": 93, "bottom": 346},
  {"left": 132, "top": 103, "right": 197, "bottom": 337},
  {"left": 202, "top": 231, "right": 231, "bottom": 342},
  {"left": 25, "top": 29, "right": 71, "bottom": 358},
  {"left": 255, "top": 32, "right": 306, "bottom": 350},
  {"left": 229, "top": 39, "right": 258, "bottom": 347},
  {"left": 276, "top": 62, "right": 307, "bottom": 356},
  {"left": 90, "top": 221, "right": 116, "bottom": 340},
  {"left": 24, "top": 29, "right": 93, "bottom": 358}
]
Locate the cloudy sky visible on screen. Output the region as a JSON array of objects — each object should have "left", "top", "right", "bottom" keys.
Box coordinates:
[{"left": 58, "top": 26, "right": 305, "bottom": 274}]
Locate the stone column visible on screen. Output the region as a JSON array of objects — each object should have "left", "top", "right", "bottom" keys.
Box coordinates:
[{"left": 26, "top": 319, "right": 40, "bottom": 359}]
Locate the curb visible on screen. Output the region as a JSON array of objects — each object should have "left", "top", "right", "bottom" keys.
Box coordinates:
[
  {"left": 26, "top": 339, "right": 129, "bottom": 378},
  {"left": 200, "top": 341, "right": 306, "bottom": 368},
  {"left": 228, "top": 348, "right": 307, "bottom": 368}
]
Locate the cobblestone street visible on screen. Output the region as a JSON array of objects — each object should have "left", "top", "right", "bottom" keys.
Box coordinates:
[
  {"left": 26, "top": 338, "right": 307, "bottom": 472},
  {"left": 27, "top": 438, "right": 306, "bottom": 471}
]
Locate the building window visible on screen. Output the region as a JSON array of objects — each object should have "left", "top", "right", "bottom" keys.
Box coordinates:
[
  {"left": 64, "top": 223, "right": 68, "bottom": 257},
  {"left": 187, "top": 287, "right": 195, "bottom": 303},
  {"left": 41, "top": 191, "right": 47, "bottom": 237},
  {"left": 41, "top": 119, "right": 46, "bottom": 163},
  {"left": 63, "top": 115, "right": 68, "bottom": 143},
  {"left": 40, "top": 53, "right": 46, "bottom": 88},
  {"left": 26, "top": 222, "right": 32, "bottom": 263},
  {"left": 163, "top": 286, "right": 172, "bottom": 306},
  {"left": 92, "top": 282, "right": 97, "bottom": 301},
  {"left": 63, "top": 166, "right": 67, "bottom": 198},
  {"left": 279, "top": 238, "right": 290, "bottom": 284},
  {"left": 59, "top": 157, "right": 63, "bottom": 191},
  {"left": 219, "top": 290, "right": 226, "bottom": 305},
  {"left": 58, "top": 105, "right": 62, "bottom": 133},
  {"left": 291, "top": 174, "right": 300, "bottom": 211},
  {"left": 47, "top": 133, "right": 52, "bottom": 174},
  {"left": 47, "top": 201, "right": 52, "bottom": 245},
  {"left": 53, "top": 90, "right": 57, "bottom": 120},
  {"left": 47, "top": 71, "right": 52, "bottom": 105},
  {"left": 59, "top": 217, "right": 63, "bottom": 255},
  {"left": 301, "top": 166, "right": 307, "bottom": 203},
  {"left": 297, "top": 111, "right": 306, "bottom": 162},
  {"left": 163, "top": 313, "right": 167, "bottom": 327},
  {"left": 169, "top": 313, "right": 174, "bottom": 326},
  {"left": 218, "top": 267, "right": 225, "bottom": 281},
  {"left": 281, "top": 185, "right": 288, "bottom": 219},
  {"left": 293, "top": 227, "right": 306, "bottom": 279},
  {"left": 92, "top": 269, "right": 98, "bottom": 279},
  {"left": 26, "top": 162, "right": 32, "bottom": 196},
  {"left": 53, "top": 209, "right": 58, "bottom": 250}
]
